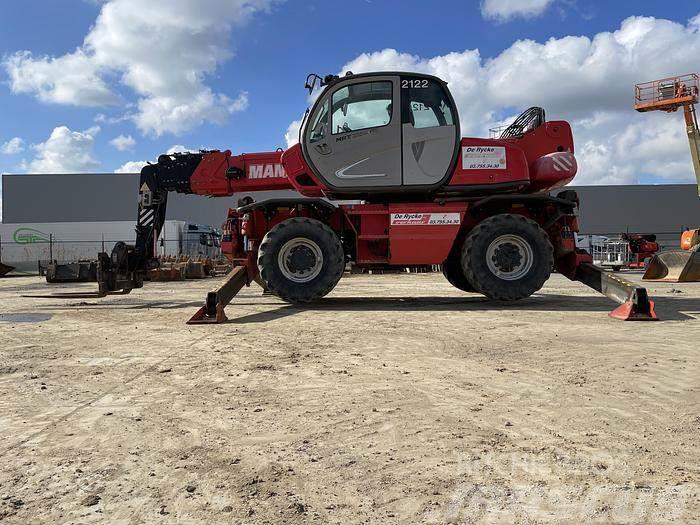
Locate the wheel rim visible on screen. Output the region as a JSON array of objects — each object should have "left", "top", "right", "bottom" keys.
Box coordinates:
[
  {"left": 485, "top": 234, "right": 534, "bottom": 281},
  {"left": 278, "top": 238, "right": 324, "bottom": 283}
]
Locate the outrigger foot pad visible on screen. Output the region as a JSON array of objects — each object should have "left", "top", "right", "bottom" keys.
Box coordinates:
[
  {"left": 575, "top": 263, "right": 659, "bottom": 321},
  {"left": 609, "top": 290, "right": 658, "bottom": 321},
  {"left": 187, "top": 266, "right": 249, "bottom": 325}
]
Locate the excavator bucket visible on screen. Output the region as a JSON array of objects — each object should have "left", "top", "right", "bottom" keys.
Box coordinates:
[
  {"left": 0, "top": 262, "right": 15, "bottom": 277},
  {"left": 642, "top": 250, "right": 700, "bottom": 282}
]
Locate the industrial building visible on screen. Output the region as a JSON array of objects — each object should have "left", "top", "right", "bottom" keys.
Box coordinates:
[
  {"left": 2, "top": 172, "right": 699, "bottom": 250},
  {"left": 0, "top": 173, "right": 228, "bottom": 272}
]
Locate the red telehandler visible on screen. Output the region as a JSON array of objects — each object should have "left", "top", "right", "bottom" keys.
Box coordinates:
[{"left": 84, "top": 71, "right": 656, "bottom": 322}]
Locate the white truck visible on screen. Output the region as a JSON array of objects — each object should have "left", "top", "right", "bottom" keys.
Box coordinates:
[{"left": 0, "top": 220, "right": 220, "bottom": 274}]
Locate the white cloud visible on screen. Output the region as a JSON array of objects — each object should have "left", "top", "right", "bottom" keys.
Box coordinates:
[
  {"left": 285, "top": 118, "right": 303, "bottom": 147},
  {"left": 134, "top": 91, "right": 249, "bottom": 137},
  {"left": 115, "top": 143, "right": 211, "bottom": 173},
  {"left": 4, "top": 0, "right": 275, "bottom": 136},
  {"left": 166, "top": 144, "right": 198, "bottom": 154},
  {"left": 115, "top": 160, "right": 148, "bottom": 173},
  {"left": 481, "top": 0, "right": 555, "bottom": 21},
  {"left": 332, "top": 14, "right": 700, "bottom": 184},
  {"left": 4, "top": 50, "right": 118, "bottom": 106},
  {"left": 109, "top": 134, "right": 135, "bottom": 151},
  {"left": 25, "top": 126, "right": 101, "bottom": 173},
  {"left": 1, "top": 137, "right": 25, "bottom": 155}
]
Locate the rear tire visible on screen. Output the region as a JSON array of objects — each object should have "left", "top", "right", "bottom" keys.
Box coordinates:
[
  {"left": 461, "top": 214, "right": 553, "bottom": 301},
  {"left": 257, "top": 217, "right": 344, "bottom": 303},
  {"left": 442, "top": 254, "right": 476, "bottom": 293}
]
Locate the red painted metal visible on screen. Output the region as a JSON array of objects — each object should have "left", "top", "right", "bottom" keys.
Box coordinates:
[
  {"left": 448, "top": 138, "right": 529, "bottom": 187},
  {"left": 191, "top": 150, "right": 292, "bottom": 196},
  {"left": 387, "top": 203, "right": 467, "bottom": 264},
  {"left": 610, "top": 300, "right": 658, "bottom": 321},
  {"left": 281, "top": 143, "right": 331, "bottom": 198},
  {"left": 448, "top": 121, "right": 575, "bottom": 191}
]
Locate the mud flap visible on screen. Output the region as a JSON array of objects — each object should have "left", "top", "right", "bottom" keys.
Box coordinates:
[
  {"left": 642, "top": 250, "right": 700, "bottom": 282},
  {"left": 0, "top": 263, "right": 15, "bottom": 277}
]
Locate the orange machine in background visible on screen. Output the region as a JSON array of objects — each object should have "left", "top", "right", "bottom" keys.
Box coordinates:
[{"left": 635, "top": 74, "right": 700, "bottom": 281}]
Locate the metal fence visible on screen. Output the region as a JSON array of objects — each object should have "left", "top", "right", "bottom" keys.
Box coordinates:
[{"left": 0, "top": 234, "right": 220, "bottom": 274}]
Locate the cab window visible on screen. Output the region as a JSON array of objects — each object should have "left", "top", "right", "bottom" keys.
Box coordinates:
[
  {"left": 309, "top": 99, "right": 328, "bottom": 143},
  {"left": 404, "top": 78, "right": 454, "bottom": 129},
  {"left": 331, "top": 81, "right": 393, "bottom": 134}
]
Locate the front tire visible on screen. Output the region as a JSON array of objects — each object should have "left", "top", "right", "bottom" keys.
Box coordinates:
[
  {"left": 442, "top": 253, "right": 476, "bottom": 293},
  {"left": 257, "top": 217, "right": 344, "bottom": 303},
  {"left": 461, "top": 214, "right": 553, "bottom": 301}
]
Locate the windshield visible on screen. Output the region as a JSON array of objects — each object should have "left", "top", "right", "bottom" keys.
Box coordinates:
[{"left": 331, "top": 81, "right": 393, "bottom": 134}]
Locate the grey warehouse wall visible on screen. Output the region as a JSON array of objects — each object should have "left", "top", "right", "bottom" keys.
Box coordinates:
[
  {"left": 1, "top": 173, "right": 241, "bottom": 227},
  {"left": 571, "top": 185, "right": 699, "bottom": 235}
]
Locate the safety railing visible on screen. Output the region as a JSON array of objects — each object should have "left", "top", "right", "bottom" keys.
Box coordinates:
[
  {"left": 634, "top": 73, "right": 699, "bottom": 111},
  {"left": 488, "top": 124, "right": 509, "bottom": 139}
]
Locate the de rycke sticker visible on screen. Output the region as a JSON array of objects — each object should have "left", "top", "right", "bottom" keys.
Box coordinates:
[
  {"left": 462, "top": 146, "right": 507, "bottom": 170},
  {"left": 390, "top": 213, "right": 461, "bottom": 226}
]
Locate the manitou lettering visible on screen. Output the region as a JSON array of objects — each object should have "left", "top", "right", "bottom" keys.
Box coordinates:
[{"left": 248, "top": 164, "right": 287, "bottom": 179}]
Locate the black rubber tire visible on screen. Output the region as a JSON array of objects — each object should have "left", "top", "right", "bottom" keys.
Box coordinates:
[
  {"left": 442, "top": 254, "right": 476, "bottom": 293},
  {"left": 257, "top": 217, "right": 344, "bottom": 303},
  {"left": 461, "top": 214, "right": 553, "bottom": 301}
]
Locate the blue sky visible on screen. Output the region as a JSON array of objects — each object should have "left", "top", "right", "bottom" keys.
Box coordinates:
[{"left": 1, "top": 0, "right": 700, "bottom": 185}]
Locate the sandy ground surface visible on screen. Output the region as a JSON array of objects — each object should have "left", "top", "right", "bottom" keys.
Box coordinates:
[{"left": 0, "top": 272, "right": 699, "bottom": 524}]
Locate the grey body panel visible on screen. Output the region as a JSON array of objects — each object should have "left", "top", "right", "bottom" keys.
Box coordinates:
[
  {"left": 402, "top": 123, "right": 457, "bottom": 185},
  {"left": 305, "top": 75, "right": 401, "bottom": 189},
  {"left": 301, "top": 71, "right": 462, "bottom": 194}
]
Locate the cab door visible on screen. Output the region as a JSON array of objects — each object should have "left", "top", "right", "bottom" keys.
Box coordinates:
[
  {"left": 303, "top": 75, "right": 402, "bottom": 189},
  {"left": 400, "top": 76, "right": 460, "bottom": 186}
]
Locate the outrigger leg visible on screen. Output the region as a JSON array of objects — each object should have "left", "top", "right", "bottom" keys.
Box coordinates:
[
  {"left": 559, "top": 250, "right": 658, "bottom": 321},
  {"left": 575, "top": 263, "right": 658, "bottom": 321},
  {"left": 187, "top": 265, "right": 252, "bottom": 324}
]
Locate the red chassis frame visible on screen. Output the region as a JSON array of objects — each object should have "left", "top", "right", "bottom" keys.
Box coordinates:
[
  {"left": 222, "top": 200, "right": 580, "bottom": 271},
  {"left": 212, "top": 195, "right": 655, "bottom": 324}
]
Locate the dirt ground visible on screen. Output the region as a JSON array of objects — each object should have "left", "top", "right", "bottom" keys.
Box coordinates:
[{"left": 0, "top": 272, "right": 698, "bottom": 524}]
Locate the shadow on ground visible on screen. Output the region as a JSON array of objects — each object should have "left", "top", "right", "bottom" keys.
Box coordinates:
[
  {"left": 16, "top": 288, "right": 700, "bottom": 323},
  {"left": 228, "top": 293, "right": 700, "bottom": 324}
]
